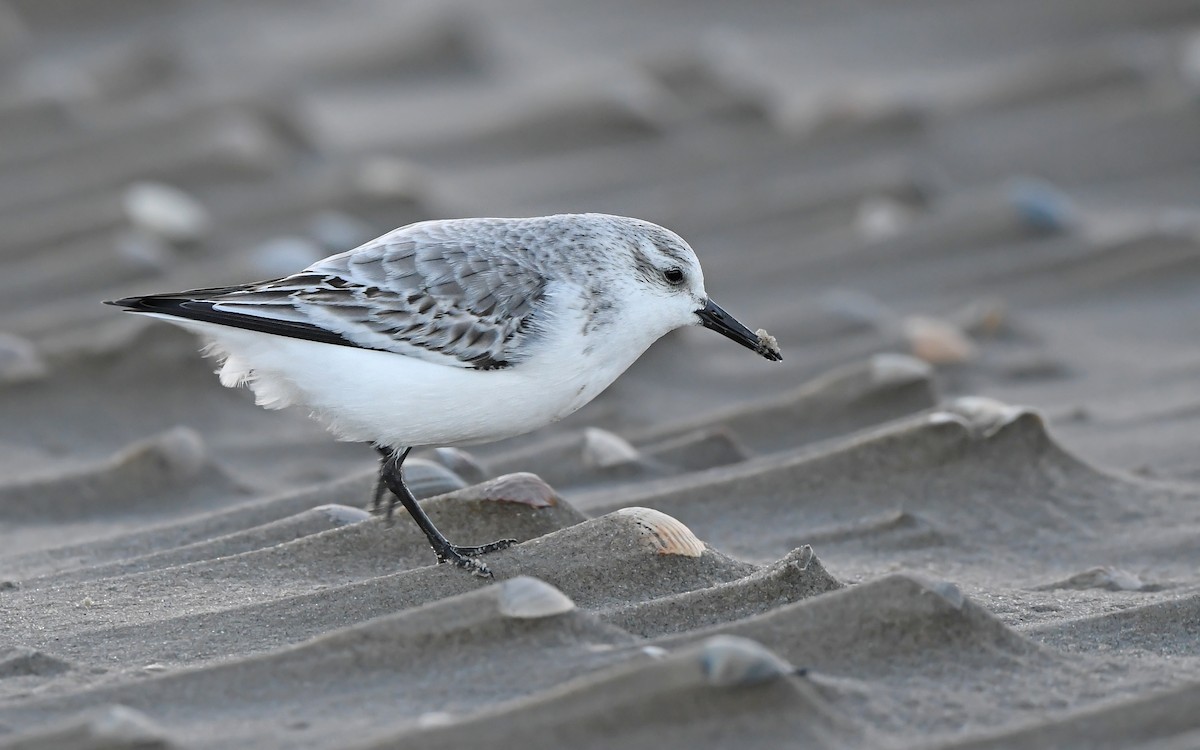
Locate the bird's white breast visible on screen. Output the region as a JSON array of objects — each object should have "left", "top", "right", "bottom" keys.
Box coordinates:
[{"left": 153, "top": 297, "right": 662, "bottom": 449}]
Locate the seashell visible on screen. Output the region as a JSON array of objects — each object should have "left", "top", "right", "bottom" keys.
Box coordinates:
[
  {"left": 868, "top": 352, "right": 932, "bottom": 386},
  {"left": 0, "top": 332, "right": 48, "bottom": 385},
  {"left": 1006, "top": 176, "right": 1077, "bottom": 233},
  {"left": 115, "top": 426, "right": 206, "bottom": 479},
  {"left": 314, "top": 504, "right": 371, "bottom": 526},
  {"left": 403, "top": 458, "right": 468, "bottom": 499},
  {"left": 698, "top": 635, "right": 794, "bottom": 687},
  {"left": 1035, "top": 566, "right": 1148, "bottom": 592},
  {"left": 949, "top": 297, "right": 1008, "bottom": 337},
  {"left": 122, "top": 181, "right": 210, "bottom": 243},
  {"left": 947, "top": 396, "right": 1040, "bottom": 438},
  {"left": 472, "top": 472, "right": 559, "bottom": 507},
  {"left": 754, "top": 328, "right": 781, "bottom": 359},
  {"left": 615, "top": 507, "right": 705, "bottom": 557},
  {"left": 581, "top": 427, "right": 640, "bottom": 468},
  {"left": 417, "top": 712, "right": 456, "bottom": 728},
  {"left": 431, "top": 447, "right": 488, "bottom": 485},
  {"left": 902, "top": 315, "right": 975, "bottom": 365},
  {"left": 927, "top": 580, "right": 964, "bottom": 609},
  {"left": 856, "top": 195, "right": 915, "bottom": 241},
  {"left": 641, "top": 645, "right": 669, "bottom": 660},
  {"left": 496, "top": 576, "right": 576, "bottom": 619}
]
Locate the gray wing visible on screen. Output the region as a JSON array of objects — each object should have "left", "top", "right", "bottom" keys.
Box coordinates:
[{"left": 200, "top": 223, "right": 549, "bottom": 369}]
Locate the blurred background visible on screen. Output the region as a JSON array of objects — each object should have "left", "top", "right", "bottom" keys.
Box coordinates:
[{"left": 2, "top": 0, "right": 1200, "bottom": 490}]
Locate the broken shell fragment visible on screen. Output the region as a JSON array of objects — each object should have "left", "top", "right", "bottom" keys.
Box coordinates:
[{"left": 755, "top": 328, "right": 782, "bottom": 360}]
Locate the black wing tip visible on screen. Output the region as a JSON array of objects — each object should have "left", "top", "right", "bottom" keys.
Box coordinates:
[
  {"left": 104, "top": 295, "right": 194, "bottom": 315},
  {"left": 105, "top": 292, "right": 362, "bottom": 350},
  {"left": 105, "top": 296, "right": 146, "bottom": 309}
]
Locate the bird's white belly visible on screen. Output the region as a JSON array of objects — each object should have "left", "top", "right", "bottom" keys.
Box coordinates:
[
  {"left": 279, "top": 339, "right": 601, "bottom": 447},
  {"left": 165, "top": 316, "right": 641, "bottom": 449}
]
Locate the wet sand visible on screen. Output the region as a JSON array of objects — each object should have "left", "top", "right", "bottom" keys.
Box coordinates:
[{"left": 2, "top": 1, "right": 1200, "bottom": 748}]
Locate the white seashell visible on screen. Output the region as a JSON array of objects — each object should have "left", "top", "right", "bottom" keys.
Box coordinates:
[
  {"left": 948, "top": 396, "right": 1039, "bottom": 437},
  {"left": 926, "top": 411, "right": 972, "bottom": 430},
  {"left": 755, "top": 328, "right": 781, "bottom": 359},
  {"left": 582, "top": 427, "right": 640, "bottom": 468},
  {"left": 615, "top": 507, "right": 705, "bottom": 557},
  {"left": 641, "top": 645, "right": 669, "bottom": 659},
  {"left": 698, "top": 635, "right": 794, "bottom": 687},
  {"left": 417, "top": 712, "right": 456, "bottom": 728},
  {"left": 122, "top": 181, "right": 210, "bottom": 243},
  {"left": 857, "top": 195, "right": 915, "bottom": 241},
  {"left": 0, "top": 332, "right": 48, "bottom": 385},
  {"left": 868, "top": 353, "right": 932, "bottom": 386},
  {"left": 314, "top": 504, "right": 371, "bottom": 526},
  {"left": 496, "top": 576, "right": 576, "bottom": 619}
]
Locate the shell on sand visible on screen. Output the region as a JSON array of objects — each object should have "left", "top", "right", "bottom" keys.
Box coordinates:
[
  {"left": 697, "top": 635, "right": 795, "bottom": 687},
  {"left": 867, "top": 352, "right": 932, "bottom": 386},
  {"left": 496, "top": 576, "right": 577, "bottom": 619},
  {"left": 581, "top": 427, "right": 641, "bottom": 468},
  {"left": 615, "top": 507, "right": 706, "bottom": 557},
  {"left": 946, "top": 396, "right": 1042, "bottom": 438},
  {"left": 902, "top": 315, "right": 976, "bottom": 364},
  {"left": 313, "top": 504, "right": 371, "bottom": 526},
  {"left": 0, "top": 333, "right": 47, "bottom": 385},
  {"left": 469, "top": 472, "right": 560, "bottom": 507},
  {"left": 122, "top": 181, "right": 211, "bottom": 243}
]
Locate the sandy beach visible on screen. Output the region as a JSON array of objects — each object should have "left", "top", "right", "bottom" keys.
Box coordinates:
[{"left": 2, "top": 1, "right": 1200, "bottom": 747}]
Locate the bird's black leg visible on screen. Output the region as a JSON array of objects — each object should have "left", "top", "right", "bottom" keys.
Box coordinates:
[
  {"left": 370, "top": 444, "right": 394, "bottom": 522},
  {"left": 377, "top": 446, "right": 516, "bottom": 578}
]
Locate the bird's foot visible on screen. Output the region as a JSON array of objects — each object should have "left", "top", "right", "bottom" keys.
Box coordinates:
[
  {"left": 433, "top": 538, "right": 518, "bottom": 579},
  {"left": 456, "top": 538, "right": 518, "bottom": 556}
]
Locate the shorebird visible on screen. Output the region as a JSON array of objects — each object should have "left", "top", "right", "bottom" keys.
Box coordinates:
[{"left": 108, "top": 213, "right": 781, "bottom": 576}]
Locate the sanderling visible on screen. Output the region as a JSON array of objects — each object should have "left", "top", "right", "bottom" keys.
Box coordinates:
[{"left": 107, "top": 213, "right": 781, "bottom": 577}]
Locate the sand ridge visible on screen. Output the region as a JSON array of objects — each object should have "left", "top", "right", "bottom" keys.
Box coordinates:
[{"left": 2, "top": 0, "right": 1200, "bottom": 747}]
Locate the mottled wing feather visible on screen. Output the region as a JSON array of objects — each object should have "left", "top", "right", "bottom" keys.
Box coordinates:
[{"left": 171, "top": 224, "right": 548, "bottom": 369}]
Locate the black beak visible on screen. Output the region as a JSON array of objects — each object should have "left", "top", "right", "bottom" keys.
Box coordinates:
[{"left": 695, "top": 299, "right": 782, "bottom": 362}]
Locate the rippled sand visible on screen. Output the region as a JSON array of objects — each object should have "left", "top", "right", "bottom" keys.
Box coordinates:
[{"left": 2, "top": 1, "right": 1200, "bottom": 748}]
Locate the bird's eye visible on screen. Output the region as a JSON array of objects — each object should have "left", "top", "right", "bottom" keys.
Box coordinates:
[{"left": 664, "top": 267, "right": 685, "bottom": 285}]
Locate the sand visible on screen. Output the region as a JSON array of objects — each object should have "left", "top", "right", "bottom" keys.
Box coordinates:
[{"left": 2, "top": 0, "right": 1200, "bottom": 747}]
